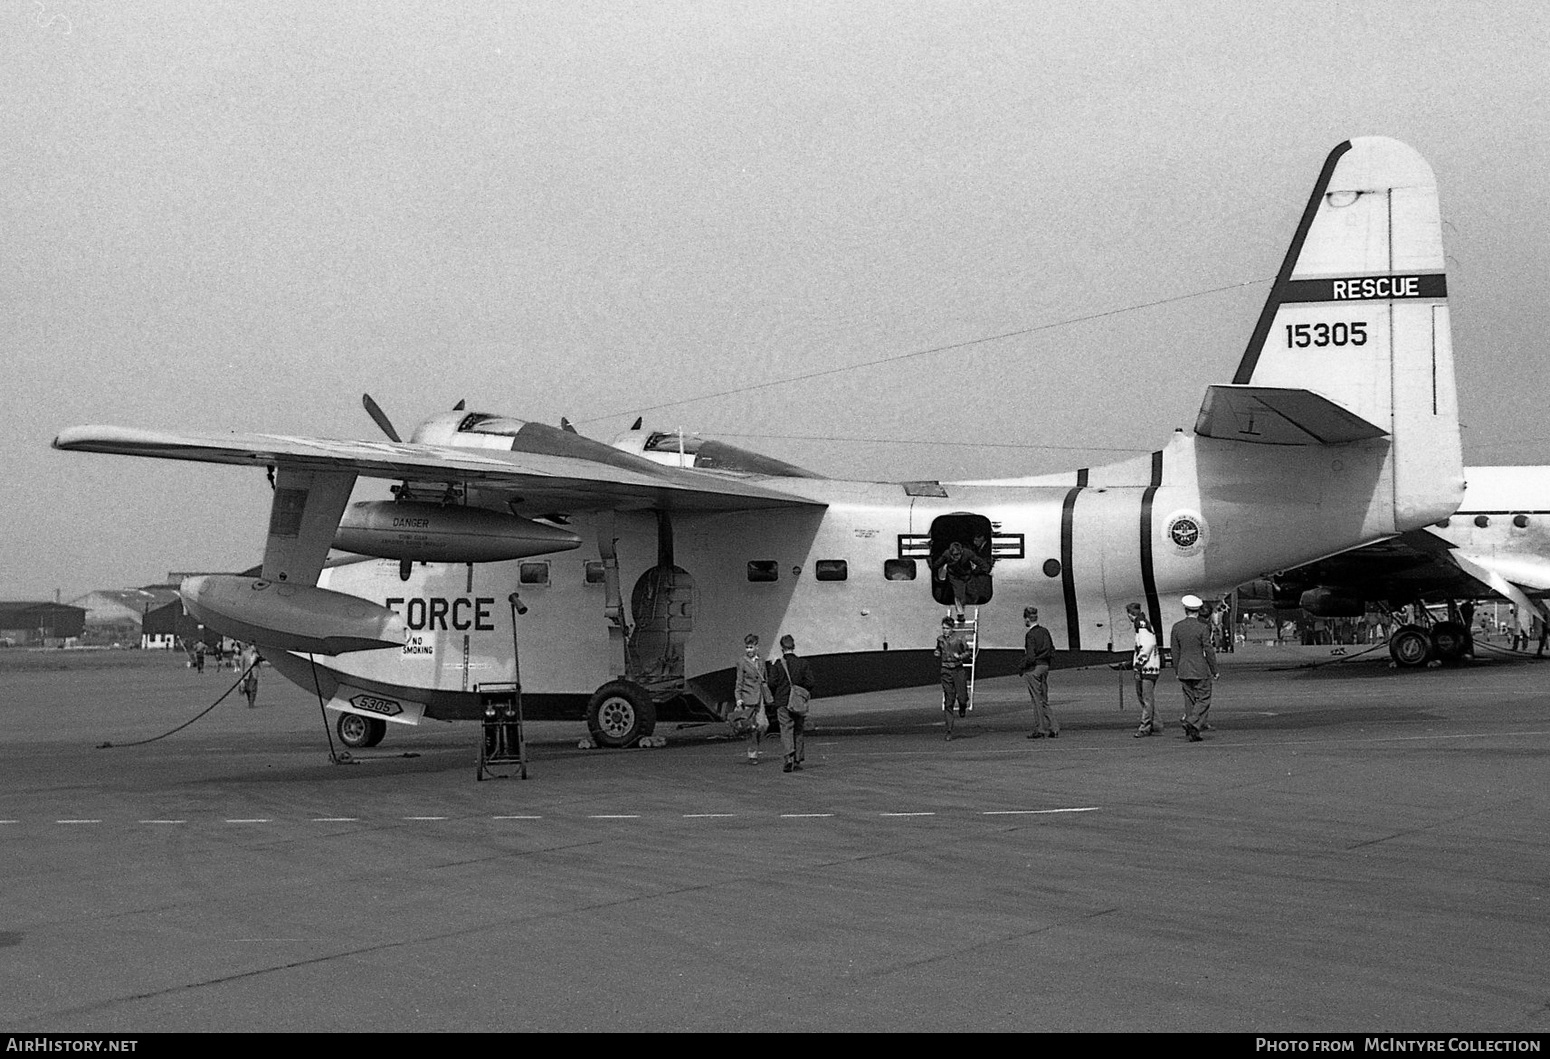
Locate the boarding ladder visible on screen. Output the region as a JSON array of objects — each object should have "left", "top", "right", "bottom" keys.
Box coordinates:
[{"left": 963, "top": 609, "right": 981, "bottom": 712}]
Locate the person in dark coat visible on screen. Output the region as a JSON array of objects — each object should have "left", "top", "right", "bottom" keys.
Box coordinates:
[
  {"left": 936, "top": 540, "right": 992, "bottom": 623},
  {"left": 732, "top": 633, "right": 771, "bottom": 764},
  {"left": 1021, "top": 606, "right": 1058, "bottom": 738},
  {"left": 935, "top": 615, "right": 972, "bottom": 739},
  {"left": 1171, "top": 594, "right": 1221, "bottom": 742},
  {"left": 767, "top": 633, "right": 816, "bottom": 773}
]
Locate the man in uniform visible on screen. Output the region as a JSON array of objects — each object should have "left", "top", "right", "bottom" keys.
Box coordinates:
[
  {"left": 1020, "top": 606, "right": 1058, "bottom": 739},
  {"left": 1170, "top": 594, "right": 1220, "bottom": 742},
  {"left": 1126, "top": 602, "right": 1162, "bottom": 737},
  {"left": 934, "top": 615, "right": 971, "bottom": 740}
]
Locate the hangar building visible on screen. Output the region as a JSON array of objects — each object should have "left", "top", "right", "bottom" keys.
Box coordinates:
[{"left": 0, "top": 602, "right": 87, "bottom": 647}]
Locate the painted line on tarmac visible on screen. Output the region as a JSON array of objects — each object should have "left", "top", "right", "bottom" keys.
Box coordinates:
[
  {"left": 804, "top": 727, "right": 1550, "bottom": 758},
  {"left": 4, "top": 808, "right": 1106, "bottom": 827},
  {"left": 982, "top": 807, "right": 1101, "bottom": 816}
]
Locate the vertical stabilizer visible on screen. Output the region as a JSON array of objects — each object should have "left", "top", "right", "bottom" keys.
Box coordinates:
[{"left": 1227, "top": 137, "right": 1462, "bottom": 527}]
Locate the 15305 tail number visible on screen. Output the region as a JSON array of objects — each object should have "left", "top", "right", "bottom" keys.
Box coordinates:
[{"left": 1287, "top": 322, "right": 1367, "bottom": 348}]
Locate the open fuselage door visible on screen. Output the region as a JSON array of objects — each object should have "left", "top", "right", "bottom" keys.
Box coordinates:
[{"left": 927, "top": 513, "right": 995, "bottom": 609}]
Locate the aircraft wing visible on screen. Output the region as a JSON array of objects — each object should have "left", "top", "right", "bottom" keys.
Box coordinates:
[{"left": 52, "top": 425, "right": 823, "bottom": 513}]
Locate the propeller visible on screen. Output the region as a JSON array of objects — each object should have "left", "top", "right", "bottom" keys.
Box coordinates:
[{"left": 362, "top": 393, "right": 402, "bottom": 443}]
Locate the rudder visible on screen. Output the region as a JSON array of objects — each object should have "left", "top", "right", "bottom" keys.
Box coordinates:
[{"left": 1230, "top": 137, "right": 1462, "bottom": 528}]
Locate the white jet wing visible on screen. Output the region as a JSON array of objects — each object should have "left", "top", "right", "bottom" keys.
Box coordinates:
[
  {"left": 1451, "top": 552, "right": 1550, "bottom": 602},
  {"left": 53, "top": 425, "right": 822, "bottom": 513}
]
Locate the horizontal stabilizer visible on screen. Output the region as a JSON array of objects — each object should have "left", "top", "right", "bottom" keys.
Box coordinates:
[{"left": 1194, "top": 386, "right": 1388, "bottom": 445}]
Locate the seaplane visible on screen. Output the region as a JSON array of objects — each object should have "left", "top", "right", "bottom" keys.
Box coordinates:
[
  {"left": 1243, "top": 465, "right": 1550, "bottom": 667},
  {"left": 55, "top": 137, "right": 1466, "bottom": 750}
]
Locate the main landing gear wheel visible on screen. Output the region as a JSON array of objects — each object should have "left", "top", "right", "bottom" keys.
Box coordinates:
[
  {"left": 1429, "top": 620, "right": 1471, "bottom": 663},
  {"left": 337, "top": 712, "right": 387, "bottom": 749},
  {"left": 586, "top": 680, "right": 657, "bottom": 748},
  {"left": 1388, "top": 624, "right": 1432, "bottom": 668}
]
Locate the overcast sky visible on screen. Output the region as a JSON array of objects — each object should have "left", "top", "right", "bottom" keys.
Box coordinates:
[{"left": 4, "top": 1, "right": 1548, "bottom": 600}]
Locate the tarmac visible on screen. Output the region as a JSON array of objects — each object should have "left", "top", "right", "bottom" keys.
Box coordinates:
[{"left": 1, "top": 641, "right": 1547, "bottom": 1033}]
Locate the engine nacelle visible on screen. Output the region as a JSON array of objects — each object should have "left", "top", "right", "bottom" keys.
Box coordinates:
[
  {"left": 1298, "top": 587, "right": 1367, "bottom": 617},
  {"left": 334, "top": 501, "right": 582, "bottom": 563},
  {"left": 181, "top": 575, "right": 404, "bottom": 655},
  {"left": 609, "top": 425, "right": 821, "bottom": 477}
]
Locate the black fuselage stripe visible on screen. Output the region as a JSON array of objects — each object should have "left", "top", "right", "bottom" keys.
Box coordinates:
[
  {"left": 1232, "top": 140, "right": 1353, "bottom": 385},
  {"left": 1141, "top": 450, "right": 1164, "bottom": 634},
  {"left": 1061, "top": 485, "right": 1083, "bottom": 650}
]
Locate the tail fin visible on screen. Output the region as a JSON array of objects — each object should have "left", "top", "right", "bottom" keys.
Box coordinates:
[{"left": 1208, "top": 137, "right": 1463, "bottom": 526}]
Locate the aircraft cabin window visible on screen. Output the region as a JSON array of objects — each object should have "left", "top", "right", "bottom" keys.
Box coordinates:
[
  {"left": 815, "top": 560, "right": 848, "bottom": 582},
  {"left": 884, "top": 558, "right": 916, "bottom": 581},
  {"left": 1474, "top": 515, "right": 1490, "bottom": 528},
  {"left": 1514, "top": 515, "right": 1530, "bottom": 529},
  {"left": 584, "top": 560, "right": 606, "bottom": 584},
  {"left": 1042, "top": 559, "right": 1062, "bottom": 578},
  {"left": 747, "top": 561, "right": 779, "bottom": 583},
  {"left": 519, "top": 562, "right": 550, "bottom": 585},
  {"left": 1435, "top": 518, "right": 1451, "bottom": 528}
]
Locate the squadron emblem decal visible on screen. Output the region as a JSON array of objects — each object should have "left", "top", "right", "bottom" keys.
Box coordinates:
[{"left": 1164, "top": 511, "right": 1207, "bottom": 555}]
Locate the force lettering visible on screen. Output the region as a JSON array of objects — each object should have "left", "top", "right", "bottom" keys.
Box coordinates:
[{"left": 385, "top": 596, "right": 496, "bottom": 631}]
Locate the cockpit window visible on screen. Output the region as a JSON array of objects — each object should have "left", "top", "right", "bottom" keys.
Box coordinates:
[
  {"left": 458, "top": 413, "right": 527, "bottom": 437},
  {"left": 644, "top": 432, "right": 705, "bottom": 456}
]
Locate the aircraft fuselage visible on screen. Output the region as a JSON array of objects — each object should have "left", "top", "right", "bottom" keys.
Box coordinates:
[{"left": 270, "top": 430, "right": 1411, "bottom": 728}]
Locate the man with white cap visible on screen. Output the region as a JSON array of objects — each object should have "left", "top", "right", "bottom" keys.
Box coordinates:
[{"left": 1170, "top": 594, "right": 1220, "bottom": 742}]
